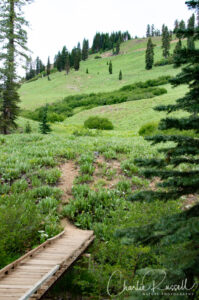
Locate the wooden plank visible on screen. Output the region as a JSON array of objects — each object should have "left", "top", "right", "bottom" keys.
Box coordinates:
[
  {"left": 0, "top": 285, "right": 32, "bottom": 288},
  {"left": 18, "top": 265, "right": 59, "bottom": 300},
  {"left": 17, "top": 266, "right": 51, "bottom": 270},
  {"left": 29, "top": 234, "right": 95, "bottom": 300},
  {"left": 0, "top": 278, "right": 39, "bottom": 285},
  {"left": 0, "top": 231, "right": 65, "bottom": 278},
  {"left": 0, "top": 229, "right": 94, "bottom": 300}
]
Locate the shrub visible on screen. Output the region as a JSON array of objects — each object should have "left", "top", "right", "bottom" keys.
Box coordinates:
[
  {"left": 154, "top": 57, "right": 173, "bottom": 67},
  {"left": 38, "top": 197, "right": 58, "bottom": 215},
  {"left": 138, "top": 122, "right": 159, "bottom": 136},
  {"left": 84, "top": 116, "right": 114, "bottom": 130},
  {"left": 37, "top": 168, "right": 61, "bottom": 185},
  {"left": 94, "top": 55, "right": 102, "bottom": 59},
  {"left": 0, "top": 195, "right": 41, "bottom": 261},
  {"left": 21, "top": 76, "right": 169, "bottom": 123},
  {"left": 121, "top": 160, "right": 139, "bottom": 176},
  {"left": 11, "top": 179, "right": 28, "bottom": 193},
  {"left": 73, "top": 128, "right": 100, "bottom": 137},
  {"left": 25, "top": 122, "right": 32, "bottom": 133},
  {"left": 47, "top": 112, "right": 65, "bottom": 123},
  {"left": 80, "top": 163, "right": 95, "bottom": 175}
]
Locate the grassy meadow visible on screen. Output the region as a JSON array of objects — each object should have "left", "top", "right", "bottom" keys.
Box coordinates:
[
  {"left": 1, "top": 36, "right": 197, "bottom": 299},
  {"left": 19, "top": 37, "right": 188, "bottom": 110}
]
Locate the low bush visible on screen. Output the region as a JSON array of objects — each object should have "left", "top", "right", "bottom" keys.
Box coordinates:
[
  {"left": 138, "top": 121, "right": 159, "bottom": 136},
  {"left": 94, "top": 55, "right": 102, "bottom": 59},
  {"left": 121, "top": 160, "right": 139, "bottom": 176},
  {"left": 0, "top": 195, "right": 41, "bottom": 267},
  {"left": 84, "top": 116, "right": 114, "bottom": 130},
  {"left": 21, "top": 76, "right": 169, "bottom": 123},
  {"left": 73, "top": 128, "right": 100, "bottom": 137},
  {"left": 154, "top": 57, "right": 173, "bottom": 67}
]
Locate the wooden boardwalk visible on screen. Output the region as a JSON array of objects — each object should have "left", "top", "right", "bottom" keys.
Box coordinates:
[{"left": 0, "top": 228, "right": 95, "bottom": 300}]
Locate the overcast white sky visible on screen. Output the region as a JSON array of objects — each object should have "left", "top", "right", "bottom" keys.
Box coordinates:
[{"left": 24, "top": 0, "right": 192, "bottom": 64}]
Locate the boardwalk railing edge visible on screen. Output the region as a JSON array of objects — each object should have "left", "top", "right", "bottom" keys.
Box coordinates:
[
  {"left": 19, "top": 265, "right": 60, "bottom": 300},
  {"left": 30, "top": 232, "right": 95, "bottom": 300},
  {"left": 0, "top": 230, "right": 65, "bottom": 279}
]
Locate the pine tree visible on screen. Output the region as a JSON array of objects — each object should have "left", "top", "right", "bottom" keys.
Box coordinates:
[
  {"left": 56, "top": 52, "right": 62, "bottom": 72},
  {"left": 162, "top": 25, "right": 170, "bottom": 58},
  {"left": 86, "top": 68, "right": 89, "bottom": 74},
  {"left": 151, "top": 24, "right": 155, "bottom": 37},
  {"left": 36, "top": 57, "right": 40, "bottom": 75},
  {"left": 0, "top": 0, "right": 33, "bottom": 134},
  {"left": 115, "top": 40, "right": 120, "bottom": 55},
  {"left": 77, "top": 42, "right": 82, "bottom": 61},
  {"left": 65, "top": 53, "right": 70, "bottom": 75},
  {"left": 25, "top": 121, "right": 31, "bottom": 133},
  {"left": 47, "top": 56, "right": 51, "bottom": 80},
  {"left": 39, "top": 105, "right": 51, "bottom": 134},
  {"left": 82, "top": 39, "right": 89, "bottom": 61},
  {"left": 173, "top": 19, "right": 179, "bottom": 34},
  {"left": 176, "top": 20, "right": 186, "bottom": 39},
  {"left": 145, "top": 38, "right": 154, "bottom": 70},
  {"left": 119, "top": 70, "right": 122, "bottom": 80},
  {"left": 173, "top": 39, "right": 182, "bottom": 67},
  {"left": 117, "top": 0, "right": 199, "bottom": 293},
  {"left": 72, "top": 48, "right": 81, "bottom": 71},
  {"left": 109, "top": 61, "right": 112, "bottom": 74},
  {"left": 187, "top": 14, "right": 195, "bottom": 50},
  {"left": 146, "top": 24, "right": 151, "bottom": 37},
  {"left": 61, "top": 46, "right": 67, "bottom": 70}
]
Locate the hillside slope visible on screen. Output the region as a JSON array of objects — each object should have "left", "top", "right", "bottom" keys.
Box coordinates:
[
  {"left": 19, "top": 37, "right": 183, "bottom": 110},
  {"left": 63, "top": 84, "right": 188, "bottom": 133}
]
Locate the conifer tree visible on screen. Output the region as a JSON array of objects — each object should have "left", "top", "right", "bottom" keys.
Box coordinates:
[
  {"left": 61, "top": 46, "right": 67, "bottom": 70},
  {"left": 56, "top": 52, "right": 62, "bottom": 72},
  {"left": 39, "top": 105, "right": 51, "bottom": 134},
  {"left": 119, "top": 70, "right": 122, "bottom": 80},
  {"left": 151, "top": 24, "right": 155, "bottom": 37},
  {"left": 25, "top": 121, "right": 31, "bottom": 133},
  {"left": 65, "top": 53, "right": 70, "bottom": 75},
  {"left": 86, "top": 68, "right": 89, "bottom": 74},
  {"left": 73, "top": 48, "right": 81, "bottom": 71},
  {"left": 47, "top": 56, "right": 51, "bottom": 80},
  {"left": 173, "top": 39, "right": 182, "bottom": 67},
  {"left": 36, "top": 57, "right": 40, "bottom": 75},
  {"left": 0, "top": 0, "right": 33, "bottom": 134},
  {"left": 82, "top": 39, "right": 89, "bottom": 60},
  {"left": 162, "top": 25, "right": 170, "bottom": 58},
  {"left": 146, "top": 24, "right": 151, "bottom": 37},
  {"left": 176, "top": 20, "right": 186, "bottom": 40},
  {"left": 117, "top": 0, "right": 199, "bottom": 293},
  {"left": 187, "top": 13, "right": 195, "bottom": 50},
  {"left": 109, "top": 61, "right": 112, "bottom": 74},
  {"left": 145, "top": 38, "right": 154, "bottom": 70},
  {"left": 173, "top": 19, "right": 179, "bottom": 34},
  {"left": 77, "top": 42, "right": 82, "bottom": 61},
  {"left": 116, "top": 40, "right": 120, "bottom": 55}
]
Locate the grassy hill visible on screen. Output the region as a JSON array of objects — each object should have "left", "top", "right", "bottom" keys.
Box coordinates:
[
  {"left": 63, "top": 84, "right": 188, "bottom": 133},
  {"left": 2, "top": 33, "right": 199, "bottom": 299},
  {"left": 19, "top": 37, "right": 185, "bottom": 110}
]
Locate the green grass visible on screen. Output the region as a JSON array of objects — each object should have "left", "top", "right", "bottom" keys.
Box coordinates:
[
  {"left": 63, "top": 84, "right": 188, "bottom": 133},
  {"left": 2, "top": 34, "right": 196, "bottom": 298},
  {"left": 19, "top": 37, "right": 185, "bottom": 110}
]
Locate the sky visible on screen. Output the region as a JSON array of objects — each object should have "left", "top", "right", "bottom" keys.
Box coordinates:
[{"left": 24, "top": 0, "right": 193, "bottom": 64}]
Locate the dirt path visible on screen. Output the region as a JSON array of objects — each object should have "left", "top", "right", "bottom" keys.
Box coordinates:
[{"left": 58, "top": 161, "right": 79, "bottom": 229}]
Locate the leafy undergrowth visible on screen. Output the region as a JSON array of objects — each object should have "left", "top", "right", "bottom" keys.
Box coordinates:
[
  {"left": 20, "top": 76, "right": 169, "bottom": 123},
  {"left": 0, "top": 132, "right": 185, "bottom": 299},
  {"left": 44, "top": 138, "right": 181, "bottom": 299}
]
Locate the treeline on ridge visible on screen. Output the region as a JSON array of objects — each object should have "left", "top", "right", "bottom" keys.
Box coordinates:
[
  {"left": 25, "top": 31, "right": 131, "bottom": 82},
  {"left": 21, "top": 76, "right": 170, "bottom": 123}
]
